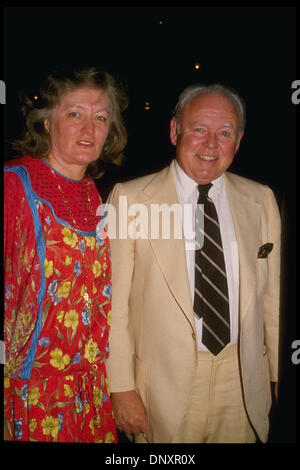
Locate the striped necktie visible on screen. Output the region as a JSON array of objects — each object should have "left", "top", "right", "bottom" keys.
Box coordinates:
[{"left": 193, "top": 183, "right": 230, "bottom": 355}]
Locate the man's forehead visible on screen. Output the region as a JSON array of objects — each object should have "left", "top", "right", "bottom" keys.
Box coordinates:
[{"left": 182, "top": 93, "right": 240, "bottom": 124}]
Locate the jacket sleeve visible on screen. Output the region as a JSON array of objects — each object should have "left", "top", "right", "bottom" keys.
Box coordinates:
[
  {"left": 105, "top": 183, "right": 136, "bottom": 391},
  {"left": 263, "top": 185, "right": 281, "bottom": 382}
]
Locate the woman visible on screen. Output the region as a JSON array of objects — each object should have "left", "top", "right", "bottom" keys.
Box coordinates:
[{"left": 4, "top": 66, "right": 128, "bottom": 442}]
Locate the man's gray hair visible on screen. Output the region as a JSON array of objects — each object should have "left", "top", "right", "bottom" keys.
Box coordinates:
[{"left": 174, "top": 83, "right": 246, "bottom": 134}]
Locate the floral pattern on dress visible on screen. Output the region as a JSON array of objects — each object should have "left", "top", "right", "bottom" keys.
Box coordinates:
[{"left": 4, "top": 161, "right": 117, "bottom": 443}]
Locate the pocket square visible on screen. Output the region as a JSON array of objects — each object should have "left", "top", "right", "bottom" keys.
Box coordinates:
[{"left": 257, "top": 243, "right": 273, "bottom": 258}]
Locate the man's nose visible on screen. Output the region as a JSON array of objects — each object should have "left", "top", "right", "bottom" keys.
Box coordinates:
[{"left": 204, "top": 131, "right": 218, "bottom": 148}]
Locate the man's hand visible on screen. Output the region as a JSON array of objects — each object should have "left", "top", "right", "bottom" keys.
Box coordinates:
[{"left": 111, "top": 390, "right": 149, "bottom": 435}]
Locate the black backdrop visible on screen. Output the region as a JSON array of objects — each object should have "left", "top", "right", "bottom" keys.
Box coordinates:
[{"left": 3, "top": 5, "right": 297, "bottom": 443}]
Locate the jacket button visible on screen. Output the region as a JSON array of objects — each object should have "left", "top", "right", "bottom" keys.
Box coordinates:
[
  {"left": 192, "top": 332, "right": 196, "bottom": 341},
  {"left": 263, "top": 345, "right": 267, "bottom": 356}
]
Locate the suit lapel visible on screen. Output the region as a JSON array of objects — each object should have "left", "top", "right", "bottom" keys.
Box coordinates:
[
  {"left": 135, "top": 166, "right": 261, "bottom": 331},
  {"left": 138, "top": 161, "right": 195, "bottom": 331},
  {"left": 224, "top": 173, "right": 260, "bottom": 324}
]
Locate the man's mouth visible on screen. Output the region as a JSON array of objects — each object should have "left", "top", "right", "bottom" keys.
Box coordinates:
[{"left": 198, "top": 155, "right": 217, "bottom": 161}]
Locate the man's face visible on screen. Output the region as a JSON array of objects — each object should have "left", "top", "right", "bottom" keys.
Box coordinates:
[{"left": 170, "top": 92, "right": 244, "bottom": 184}]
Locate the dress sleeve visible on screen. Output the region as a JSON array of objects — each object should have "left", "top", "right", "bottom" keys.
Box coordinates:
[{"left": 4, "top": 169, "right": 42, "bottom": 378}]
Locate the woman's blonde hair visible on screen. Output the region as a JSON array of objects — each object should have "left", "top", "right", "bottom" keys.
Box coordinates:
[{"left": 13, "top": 66, "right": 129, "bottom": 178}]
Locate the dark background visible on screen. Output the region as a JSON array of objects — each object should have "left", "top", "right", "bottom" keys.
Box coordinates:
[{"left": 3, "top": 5, "right": 297, "bottom": 443}]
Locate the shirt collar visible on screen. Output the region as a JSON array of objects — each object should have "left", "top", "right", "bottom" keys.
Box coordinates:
[
  {"left": 174, "top": 159, "right": 224, "bottom": 197},
  {"left": 174, "top": 160, "right": 197, "bottom": 200},
  {"left": 210, "top": 174, "right": 224, "bottom": 194}
]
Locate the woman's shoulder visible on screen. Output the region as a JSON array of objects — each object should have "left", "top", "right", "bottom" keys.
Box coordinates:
[{"left": 5, "top": 154, "right": 35, "bottom": 169}]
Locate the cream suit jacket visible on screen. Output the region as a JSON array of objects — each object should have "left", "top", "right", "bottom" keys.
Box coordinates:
[{"left": 106, "top": 160, "right": 281, "bottom": 443}]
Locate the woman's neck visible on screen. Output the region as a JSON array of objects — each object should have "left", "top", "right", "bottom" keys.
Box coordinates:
[{"left": 45, "top": 155, "right": 87, "bottom": 181}]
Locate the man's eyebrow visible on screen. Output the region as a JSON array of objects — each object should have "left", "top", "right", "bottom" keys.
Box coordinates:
[{"left": 190, "top": 121, "right": 236, "bottom": 128}]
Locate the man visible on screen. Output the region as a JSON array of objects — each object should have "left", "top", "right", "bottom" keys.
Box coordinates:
[{"left": 106, "top": 84, "right": 281, "bottom": 443}]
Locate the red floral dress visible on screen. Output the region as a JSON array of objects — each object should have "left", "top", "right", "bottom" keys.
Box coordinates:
[{"left": 4, "top": 155, "right": 117, "bottom": 443}]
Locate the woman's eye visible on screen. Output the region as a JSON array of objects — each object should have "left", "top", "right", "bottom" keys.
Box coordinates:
[{"left": 96, "top": 115, "right": 107, "bottom": 122}]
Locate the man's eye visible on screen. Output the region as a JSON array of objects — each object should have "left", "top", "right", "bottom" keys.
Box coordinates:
[
  {"left": 69, "top": 112, "right": 79, "bottom": 118},
  {"left": 194, "top": 127, "right": 204, "bottom": 133},
  {"left": 220, "top": 130, "right": 231, "bottom": 137}
]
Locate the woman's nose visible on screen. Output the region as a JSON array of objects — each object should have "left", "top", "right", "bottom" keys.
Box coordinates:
[{"left": 81, "top": 117, "right": 95, "bottom": 135}]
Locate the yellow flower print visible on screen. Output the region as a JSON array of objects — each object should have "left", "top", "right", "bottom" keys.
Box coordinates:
[
  {"left": 80, "top": 284, "right": 87, "bottom": 297},
  {"left": 29, "top": 418, "right": 37, "bottom": 433},
  {"left": 42, "top": 416, "right": 59, "bottom": 439},
  {"left": 65, "top": 375, "right": 74, "bottom": 381},
  {"left": 4, "top": 377, "right": 10, "bottom": 388},
  {"left": 64, "top": 309, "right": 79, "bottom": 330},
  {"left": 84, "top": 338, "right": 98, "bottom": 363},
  {"left": 64, "top": 255, "right": 73, "bottom": 266},
  {"left": 57, "top": 281, "right": 71, "bottom": 299},
  {"left": 107, "top": 310, "right": 112, "bottom": 326},
  {"left": 62, "top": 227, "right": 78, "bottom": 248},
  {"left": 93, "top": 386, "right": 103, "bottom": 407},
  {"left": 23, "top": 312, "right": 32, "bottom": 328},
  {"left": 85, "top": 403, "right": 90, "bottom": 414},
  {"left": 102, "top": 262, "right": 107, "bottom": 271},
  {"left": 44, "top": 259, "right": 54, "bottom": 278},
  {"left": 50, "top": 348, "right": 71, "bottom": 370},
  {"left": 89, "top": 418, "right": 95, "bottom": 436},
  {"left": 28, "top": 387, "right": 40, "bottom": 406},
  {"left": 105, "top": 432, "right": 115, "bottom": 443},
  {"left": 85, "top": 236, "right": 95, "bottom": 249},
  {"left": 105, "top": 377, "right": 110, "bottom": 396},
  {"left": 57, "top": 311, "right": 64, "bottom": 323},
  {"left": 64, "top": 384, "right": 73, "bottom": 398},
  {"left": 92, "top": 282, "right": 97, "bottom": 294},
  {"left": 92, "top": 260, "right": 102, "bottom": 278}
]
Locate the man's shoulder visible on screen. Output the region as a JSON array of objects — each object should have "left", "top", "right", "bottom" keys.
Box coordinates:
[
  {"left": 112, "top": 163, "right": 172, "bottom": 197},
  {"left": 225, "top": 171, "right": 270, "bottom": 195}
]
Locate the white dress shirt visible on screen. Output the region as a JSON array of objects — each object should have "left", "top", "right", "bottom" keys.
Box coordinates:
[{"left": 174, "top": 160, "right": 239, "bottom": 350}]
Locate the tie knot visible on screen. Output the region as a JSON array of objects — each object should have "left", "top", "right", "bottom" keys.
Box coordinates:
[{"left": 197, "top": 183, "right": 212, "bottom": 202}]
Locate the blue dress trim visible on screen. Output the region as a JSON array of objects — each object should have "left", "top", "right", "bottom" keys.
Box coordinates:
[{"left": 5, "top": 166, "right": 46, "bottom": 380}]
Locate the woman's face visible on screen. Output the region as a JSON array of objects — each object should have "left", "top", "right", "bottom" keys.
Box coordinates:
[{"left": 45, "top": 87, "right": 110, "bottom": 179}]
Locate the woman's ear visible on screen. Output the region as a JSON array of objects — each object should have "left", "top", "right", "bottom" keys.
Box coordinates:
[{"left": 44, "top": 119, "right": 50, "bottom": 133}]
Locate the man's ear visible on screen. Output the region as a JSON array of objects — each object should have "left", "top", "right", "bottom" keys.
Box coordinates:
[
  {"left": 234, "top": 130, "right": 244, "bottom": 154},
  {"left": 170, "top": 117, "right": 178, "bottom": 146}
]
